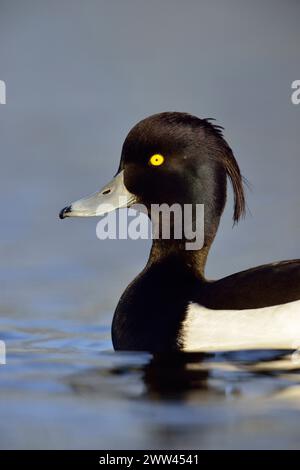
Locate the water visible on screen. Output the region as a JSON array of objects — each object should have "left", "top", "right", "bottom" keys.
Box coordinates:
[
  {"left": 2, "top": 320, "right": 300, "bottom": 449},
  {"left": 1, "top": 0, "right": 300, "bottom": 450}
]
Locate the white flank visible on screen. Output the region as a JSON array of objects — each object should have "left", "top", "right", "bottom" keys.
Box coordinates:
[{"left": 182, "top": 300, "right": 300, "bottom": 352}]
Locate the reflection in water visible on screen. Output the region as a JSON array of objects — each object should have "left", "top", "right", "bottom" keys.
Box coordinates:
[
  {"left": 143, "top": 353, "right": 211, "bottom": 399},
  {"left": 1, "top": 316, "right": 300, "bottom": 449},
  {"left": 65, "top": 349, "right": 299, "bottom": 403}
]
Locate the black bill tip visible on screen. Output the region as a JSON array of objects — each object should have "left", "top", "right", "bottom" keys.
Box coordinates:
[{"left": 59, "top": 205, "right": 72, "bottom": 220}]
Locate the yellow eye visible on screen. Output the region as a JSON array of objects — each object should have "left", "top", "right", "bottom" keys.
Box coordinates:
[{"left": 149, "top": 154, "right": 165, "bottom": 166}]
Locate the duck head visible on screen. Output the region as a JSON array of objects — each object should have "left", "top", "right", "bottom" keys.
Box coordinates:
[{"left": 60, "top": 112, "right": 245, "bottom": 270}]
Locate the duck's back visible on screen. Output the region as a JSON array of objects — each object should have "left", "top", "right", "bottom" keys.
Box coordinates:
[{"left": 199, "top": 259, "right": 300, "bottom": 310}]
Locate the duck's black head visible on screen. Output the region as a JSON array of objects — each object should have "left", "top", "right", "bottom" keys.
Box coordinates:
[
  {"left": 60, "top": 112, "right": 245, "bottom": 267},
  {"left": 120, "top": 112, "right": 244, "bottom": 218}
]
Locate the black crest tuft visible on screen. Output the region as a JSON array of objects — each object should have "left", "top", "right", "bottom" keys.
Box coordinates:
[{"left": 197, "top": 116, "right": 246, "bottom": 223}]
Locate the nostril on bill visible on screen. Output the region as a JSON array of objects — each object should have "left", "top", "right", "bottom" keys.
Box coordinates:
[{"left": 102, "top": 188, "right": 111, "bottom": 195}]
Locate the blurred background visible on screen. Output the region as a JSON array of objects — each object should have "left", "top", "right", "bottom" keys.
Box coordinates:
[{"left": 0, "top": 0, "right": 300, "bottom": 450}]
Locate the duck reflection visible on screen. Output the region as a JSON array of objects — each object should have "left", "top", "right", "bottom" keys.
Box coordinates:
[
  {"left": 64, "top": 349, "right": 297, "bottom": 402},
  {"left": 142, "top": 352, "right": 212, "bottom": 399}
]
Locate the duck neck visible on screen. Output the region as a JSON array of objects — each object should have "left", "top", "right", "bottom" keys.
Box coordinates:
[
  {"left": 146, "top": 197, "right": 222, "bottom": 277},
  {"left": 147, "top": 239, "right": 212, "bottom": 278}
]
